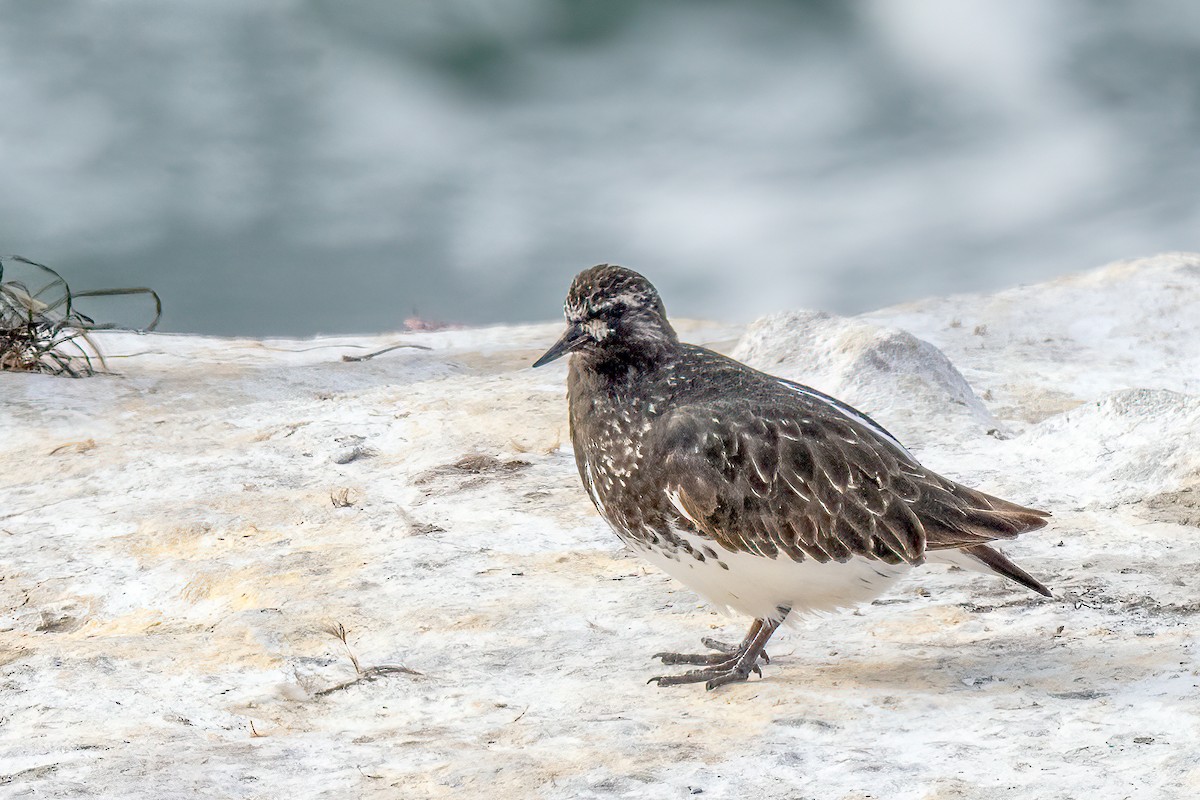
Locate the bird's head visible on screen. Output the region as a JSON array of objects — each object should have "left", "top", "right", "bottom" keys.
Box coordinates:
[{"left": 533, "top": 264, "right": 678, "bottom": 368}]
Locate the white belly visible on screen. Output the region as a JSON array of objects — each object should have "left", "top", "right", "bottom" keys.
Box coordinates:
[{"left": 628, "top": 526, "right": 910, "bottom": 621}]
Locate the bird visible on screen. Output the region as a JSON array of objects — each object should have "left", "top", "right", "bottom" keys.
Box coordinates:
[{"left": 533, "top": 264, "right": 1051, "bottom": 690}]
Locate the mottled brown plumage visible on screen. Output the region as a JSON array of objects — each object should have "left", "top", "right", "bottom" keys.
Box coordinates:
[{"left": 535, "top": 264, "right": 1051, "bottom": 690}]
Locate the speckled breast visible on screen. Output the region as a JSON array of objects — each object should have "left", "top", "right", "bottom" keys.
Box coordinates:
[{"left": 567, "top": 366, "right": 672, "bottom": 550}]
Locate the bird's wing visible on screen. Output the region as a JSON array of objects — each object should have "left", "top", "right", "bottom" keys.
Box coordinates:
[{"left": 650, "top": 394, "right": 1048, "bottom": 565}]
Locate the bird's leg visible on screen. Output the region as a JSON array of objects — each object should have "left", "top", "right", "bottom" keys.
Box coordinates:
[
  {"left": 650, "top": 607, "right": 791, "bottom": 690},
  {"left": 653, "top": 619, "right": 769, "bottom": 666}
]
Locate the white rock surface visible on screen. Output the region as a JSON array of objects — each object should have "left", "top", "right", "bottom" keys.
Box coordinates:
[
  {"left": 3, "top": 254, "right": 1200, "bottom": 799},
  {"left": 733, "top": 311, "right": 1004, "bottom": 448}
]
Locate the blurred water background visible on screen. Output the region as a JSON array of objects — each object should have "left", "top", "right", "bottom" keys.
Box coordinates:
[{"left": 1, "top": 0, "right": 1198, "bottom": 336}]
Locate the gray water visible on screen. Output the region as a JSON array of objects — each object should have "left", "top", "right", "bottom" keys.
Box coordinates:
[{"left": 2, "top": 0, "right": 1198, "bottom": 336}]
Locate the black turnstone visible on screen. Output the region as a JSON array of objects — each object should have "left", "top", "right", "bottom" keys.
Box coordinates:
[{"left": 534, "top": 265, "right": 1051, "bottom": 690}]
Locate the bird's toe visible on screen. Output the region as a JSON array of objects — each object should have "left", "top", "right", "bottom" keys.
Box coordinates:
[
  {"left": 699, "top": 637, "right": 740, "bottom": 654},
  {"left": 699, "top": 637, "right": 770, "bottom": 664},
  {"left": 704, "top": 667, "right": 756, "bottom": 691},
  {"left": 650, "top": 662, "right": 762, "bottom": 689},
  {"left": 653, "top": 650, "right": 734, "bottom": 666}
]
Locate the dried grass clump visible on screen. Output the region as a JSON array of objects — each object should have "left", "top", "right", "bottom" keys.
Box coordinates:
[{"left": 0, "top": 255, "right": 161, "bottom": 377}]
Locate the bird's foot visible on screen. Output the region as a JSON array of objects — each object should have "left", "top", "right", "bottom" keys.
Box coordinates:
[
  {"left": 648, "top": 660, "right": 761, "bottom": 691},
  {"left": 652, "top": 637, "right": 770, "bottom": 667},
  {"left": 650, "top": 614, "right": 787, "bottom": 690}
]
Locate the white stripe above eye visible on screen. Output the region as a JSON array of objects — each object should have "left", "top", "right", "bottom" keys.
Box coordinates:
[{"left": 777, "top": 380, "right": 913, "bottom": 459}]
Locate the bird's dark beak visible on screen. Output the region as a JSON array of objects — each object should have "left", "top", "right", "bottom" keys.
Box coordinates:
[{"left": 533, "top": 324, "right": 585, "bottom": 367}]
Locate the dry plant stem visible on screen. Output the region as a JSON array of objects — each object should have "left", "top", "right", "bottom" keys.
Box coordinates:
[
  {"left": 71, "top": 286, "right": 162, "bottom": 330},
  {"left": 317, "top": 622, "right": 422, "bottom": 697},
  {"left": 313, "top": 665, "right": 424, "bottom": 697},
  {"left": 341, "top": 342, "right": 432, "bottom": 362}
]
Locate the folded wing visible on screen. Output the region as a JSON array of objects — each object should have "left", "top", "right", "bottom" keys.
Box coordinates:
[{"left": 650, "top": 391, "right": 1048, "bottom": 566}]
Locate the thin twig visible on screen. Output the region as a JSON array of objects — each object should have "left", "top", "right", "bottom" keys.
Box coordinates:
[
  {"left": 313, "top": 664, "right": 424, "bottom": 697},
  {"left": 341, "top": 342, "right": 432, "bottom": 362}
]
